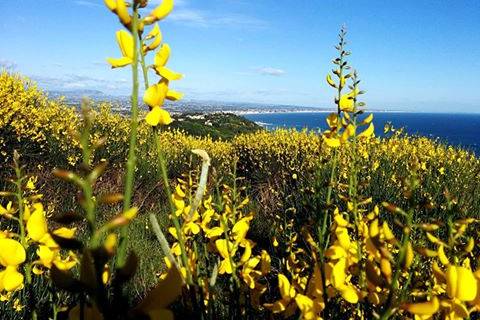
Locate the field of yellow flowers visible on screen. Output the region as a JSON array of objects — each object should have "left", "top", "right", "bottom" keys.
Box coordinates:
[{"left": 1, "top": 1, "right": 480, "bottom": 319}]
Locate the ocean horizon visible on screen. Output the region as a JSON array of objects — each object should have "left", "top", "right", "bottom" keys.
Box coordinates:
[{"left": 244, "top": 112, "right": 480, "bottom": 155}]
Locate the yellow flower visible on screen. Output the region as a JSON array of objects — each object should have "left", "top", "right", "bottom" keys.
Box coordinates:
[
  {"left": 104, "top": 233, "right": 117, "bottom": 255},
  {"left": 215, "top": 239, "right": 236, "bottom": 274},
  {"left": 13, "top": 298, "right": 24, "bottom": 312},
  {"left": 36, "top": 245, "right": 55, "bottom": 268},
  {"left": 154, "top": 44, "right": 171, "bottom": 69},
  {"left": 144, "top": 80, "right": 169, "bottom": 108},
  {"left": 362, "top": 113, "right": 374, "bottom": 125},
  {"left": 404, "top": 296, "right": 439, "bottom": 317},
  {"left": 339, "top": 94, "right": 354, "bottom": 112},
  {"left": 26, "top": 177, "right": 36, "bottom": 190},
  {"left": 115, "top": 0, "right": 131, "bottom": 26},
  {"left": 326, "top": 113, "right": 338, "bottom": 129},
  {"left": 103, "top": 0, "right": 116, "bottom": 11},
  {"left": 107, "top": 30, "right": 134, "bottom": 68},
  {"left": 143, "top": 24, "right": 162, "bottom": 53},
  {"left": 323, "top": 136, "right": 341, "bottom": 148},
  {"left": 446, "top": 265, "right": 477, "bottom": 301},
  {"left": 241, "top": 257, "right": 260, "bottom": 289},
  {"left": 143, "top": 79, "right": 182, "bottom": 127},
  {"left": 123, "top": 207, "right": 139, "bottom": 221},
  {"left": 295, "top": 294, "right": 325, "bottom": 320},
  {"left": 136, "top": 266, "right": 182, "bottom": 320},
  {"left": 153, "top": 44, "right": 183, "bottom": 81},
  {"left": 53, "top": 253, "right": 77, "bottom": 271},
  {"left": 0, "top": 239, "right": 26, "bottom": 292},
  {"left": 295, "top": 265, "right": 325, "bottom": 319},
  {"left": 26, "top": 203, "right": 48, "bottom": 242},
  {"left": 145, "top": 0, "right": 174, "bottom": 24},
  {"left": 145, "top": 106, "right": 172, "bottom": 126},
  {"left": 232, "top": 217, "right": 251, "bottom": 244},
  {"left": 264, "top": 274, "right": 296, "bottom": 313},
  {"left": 326, "top": 74, "right": 336, "bottom": 88},
  {"left": 0, "top": 201, "right": 13, "bottom": 216},
  {"left": 52, "top": 227, "right": 77, "bottom": 239},
  {"left": 339, "top": 88, "right": 359, "bottom": 112}
]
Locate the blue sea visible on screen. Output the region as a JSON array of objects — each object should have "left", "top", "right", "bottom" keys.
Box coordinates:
[{"left": 244, "top": 112, "right": 480, "bottom": 155}]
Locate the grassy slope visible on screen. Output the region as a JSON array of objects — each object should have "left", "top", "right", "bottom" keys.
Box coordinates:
[{"left": 2, "top": 72, "right": 480, "bottom": 306}]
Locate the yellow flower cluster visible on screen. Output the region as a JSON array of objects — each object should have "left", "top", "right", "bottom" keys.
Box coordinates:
[
  {"left": 0, "top": 72, "right": 80, "bottom": 165},
  {"left": 159, "top": 176, "right": 271, "bottom": 311},
  {"left": 0, "top": 166, "right": 77, "bottom": 311},
  {"left": 2, "top": 6, "right": 480, "bottom": 317},
  {"left": 106, "top": 0, "right": 182, "bottom": 127}
]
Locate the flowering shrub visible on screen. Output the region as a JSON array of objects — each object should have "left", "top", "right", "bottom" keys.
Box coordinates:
[{"left": 0, "top": 1, "right": 479, "bottom": 320}]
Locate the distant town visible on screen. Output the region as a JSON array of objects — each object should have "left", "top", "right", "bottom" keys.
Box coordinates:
[
  {"left": 47, "top": 89, "right": 398, "bottom": 115},
  {"left": 47, "top": 89, "right": 334, "bottom": 115}
]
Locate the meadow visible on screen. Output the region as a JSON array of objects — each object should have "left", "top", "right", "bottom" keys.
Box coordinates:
[{"left": 1, "top": 1, "right": 480, "bottom": 319}]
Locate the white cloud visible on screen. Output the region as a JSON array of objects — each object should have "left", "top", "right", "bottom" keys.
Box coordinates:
[
  {"left": 169, "top": 9, "right": 266, "bottom": 28},
  {"left": 31, "top": 73, "right": 129, "bottom": 92},
  {"left": 0, "top": 59, "right": 17, "bottom": 71},
  {"left": 255, "top": 67, "right": 286, "bottom": 76},
  {"left": 74, "top": 0, "right": 102, "bottom": 8}
]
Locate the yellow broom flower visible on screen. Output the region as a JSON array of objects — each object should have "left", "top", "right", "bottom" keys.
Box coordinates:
[
  {"left": 107, "top": 30, "right": 135, "bottom": 68},
  {"left": 143, "top": 24, "right": 162, "bottom": 53},
  {"left": 115, "top": 0, "right": 131, "bottom": 25},
  {"left": 358, "top": 123, "right": 374, "bottom": 138},
  {"left": 0, "top": 239, "right": 26, "bottom": 292},
  {"left": 26, "top": 203, "right": 48, "bottom": 242},
  {"left": 145, "top": 106, "right": 172, "bottom": 126},
  {"left": 215, "top": 239, "right": 236, "bottom": 274},
  {"left": 446, "top": 265, "right": 477, "bottom": 301},
  {"left": 153, "top": 44, "right": 183, "bottom": 81},
  {"left": 265, "top": 274, "right": 296, "bottom": 313},
  {"left": 143, "top": 79, "right": 182, "bottom": 126},
  {"left": 144, "top": 0, "right": 174, "bottom": 25},
  {"left": 104, "top": 0, "right": 116, "bottom": 11},
  {"left": 404, "top": 296, "right": 439, "bottom": 316}
]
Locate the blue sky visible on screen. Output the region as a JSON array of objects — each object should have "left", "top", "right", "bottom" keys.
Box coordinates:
[{"left": 1, "top": 0, "right": 480, "bottom": 112}]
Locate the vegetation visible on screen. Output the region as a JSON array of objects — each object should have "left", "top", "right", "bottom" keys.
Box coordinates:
[
  {"left": 170, "top": 113, "right": 262, "bottom": 141},
  {"left": 0, "top": 1, "right": 479, "bottom": 320}
]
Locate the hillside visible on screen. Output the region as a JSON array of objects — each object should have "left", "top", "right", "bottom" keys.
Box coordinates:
[{"left": 171, "top": 112, "right": 262, "bottom": 140}]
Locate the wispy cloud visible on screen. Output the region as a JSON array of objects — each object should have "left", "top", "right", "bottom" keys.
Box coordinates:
[
  {"left": 0, "top": 59, "right": 17, "bottom": 71},
  {"left": 254, "top": 67, "right": 286, "bottom": 76},
  {"left": 169, "top": 9, "right": 266, "bottom": 28},
  {"left": 31, "top": 73, "right": 128, "bottom": 91},
  {"left": 74, "top": 0, "right": 103, "bottom": 8}
]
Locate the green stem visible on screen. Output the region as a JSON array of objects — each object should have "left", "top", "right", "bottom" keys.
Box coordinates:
[
  {"left": 320, "top": 30, "right": 347, "bottom": 314},
  {"left": 139, "top": 39, "right": 150, "bottom": 89},
  {"left": 350, "top": 99, "right": 365, "bottom": 290},
  {"left": 117, "top": 4, "right": 140, "bottom": 267}
]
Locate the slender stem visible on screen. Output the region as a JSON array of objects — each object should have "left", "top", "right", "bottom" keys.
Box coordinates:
[
  {"left": 320, "top": 29, "right": 347, "bottom": 315},
  {"left": 350, "top": 80, "right": 365, "bottom": 290},
  {"left": 117, "top": 4, "right": 140, "bottom": 267},
  {"left": 139, "top": 39, "right": 150, "bottom": 89}
]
